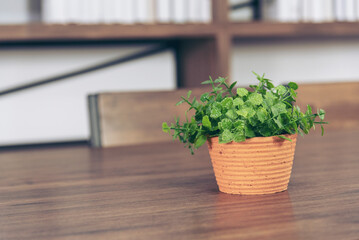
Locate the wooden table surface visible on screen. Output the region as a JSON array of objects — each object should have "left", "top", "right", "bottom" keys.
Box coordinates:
[{"left": 0, "top": 130, "right": 358, "bottom": 240}]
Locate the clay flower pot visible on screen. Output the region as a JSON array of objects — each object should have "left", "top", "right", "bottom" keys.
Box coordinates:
[{"left": 207, "top": 134, "right": 297, "bottom": 195}]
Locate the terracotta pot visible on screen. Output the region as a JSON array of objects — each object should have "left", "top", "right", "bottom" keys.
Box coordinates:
[{"left": 207, "top": 134, "right": 297, "bottom": 195}]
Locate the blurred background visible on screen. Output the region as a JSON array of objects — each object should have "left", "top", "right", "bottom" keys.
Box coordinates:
[{"left": 0, "top": 0, "right": 358, "bottom": 147}]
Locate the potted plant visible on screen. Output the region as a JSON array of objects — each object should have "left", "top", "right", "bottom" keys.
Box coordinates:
[{"left": 162, "top": 73, "right": 327, "bottom": 195}]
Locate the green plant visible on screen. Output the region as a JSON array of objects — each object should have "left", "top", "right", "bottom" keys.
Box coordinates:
[{"left": 162, "top": 73, "right": 327, "bottom": 154}]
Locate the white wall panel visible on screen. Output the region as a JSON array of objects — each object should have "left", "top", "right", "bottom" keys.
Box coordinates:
[
  {"left": 0, "top": 47, "right": 175, "bottom": 145},
  {"left": 231, "top": 39, "right": 359, "bottom": 86}
]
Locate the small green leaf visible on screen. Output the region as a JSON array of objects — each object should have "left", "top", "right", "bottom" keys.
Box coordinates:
[
  {"left": 236, "top": 108, "right": 248, "bottom": 118},
  {"left": 319, "top": 109, "right": 325, "bottom": 120},
  {"left": 306, "top": 105, "right": 312, "bottom": 115},
  {"left": 321, "top": 125, "right": 325, "bottom": 136},
  {"left": 277, "top": 135, "right": 292, "bottom": 141},
  {"left": 271, "top": 102, "right": 287, "bottom": 116},
  {"left": 275, "top": 85, "right": 287, "bottom": 95},
  {"left": 194, "top": 134, "right": 207, "bottom": 149},
  {"left": 233, "top": 119, "right": 245, "bottom": 129},
  {"left": 267, "top": 82, "right": 275, "bottom": 89},
  {"left": 274, "top": 116, "right": 284, "bottom": 128},
  {"left": 200, "top": 93, "right": 209, "bottom": 102},
  {"left": 252, "top": 71, "right": 261, "bottom": 79},
  {"left": 201, "top": 80, "right": 212, "bottom": 85},
  {"left": 288, "top": 82, "right": 298, "bottom": 90},
  {"left": 219, "top": 129, "right": 233, "bottom": 143},
  {"left": 162, "top": 122, "right": 170, "bottom": 133},
  {"left": 176, "top": 100, "right": 184, "bottom": 106},
  {"left": 229, "top": 82, "right": 236, "bottom": 90},
  {"left": 247, "top": 108, "right": 256, "bottom": 118},
  {"left": 221, "top": 97, "right": 233, "bottom": 109},
  {"left": 210, "top": 107, "right": 221, "bottom": 119},
  {"left": 218, "top": 118, "right": 232, "bottom": 130},
  {"left": 237, "top": 88, "right": 249, "bottom": 97},
  {"left": 202, "top": 115, "right": 211, "bottom": 129},
  {"left": 264, "top": 91, "right": 276, "bottom": 106},
  {"left": 244, "top": 125, "right": 256, "bottom": 138},
  {"left": 233, "top": 132, "right": 245, "bottom": 142},
  {"left": 256, "top": 107, "right": 267, "bottom": 123},
  {"left": 233, "top": 97, "right": 244, "bottom": 106},
  {"left": 214, "top": 77, "right": 226, "bottom": 83},
  {"left": 226, "top": 109, "right": 237, "bottom": 119},
  {"left": 187, "top": 90, "right": 192, "bottom": 99},
  {"left": 248, "top": 93, "right": 263, "bottom": 105}
]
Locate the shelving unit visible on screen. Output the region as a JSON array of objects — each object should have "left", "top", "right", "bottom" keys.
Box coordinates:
[{"left": 1, "top": 0, "right": 359, "bottom": 87}]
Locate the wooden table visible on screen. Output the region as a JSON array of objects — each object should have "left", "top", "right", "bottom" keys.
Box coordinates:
[{"left": 0, "top": 130, "right": 358, "bottom": 240}]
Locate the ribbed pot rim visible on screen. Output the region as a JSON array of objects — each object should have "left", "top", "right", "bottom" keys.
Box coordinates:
[{"left": 208, "top": 133, "right": 298, "bottom": 144}]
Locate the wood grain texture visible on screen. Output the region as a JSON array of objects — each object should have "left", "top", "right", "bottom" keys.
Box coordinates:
[
  {"left": 0, "top": 129, "right": 358, "bottom": 239},
  {"left": 230, "top": 22, "right": 359, "bottom": 38},
  {"left": 296, "top": 82, "right": 359, "bottom": 130},
  {"left": 176, "top": 38, "right": 218, "bottom": 88},
  {"left": 176, "top": 34, "right": 230, "bottom": 87},
  {"left": 96, "top": 88, "right": 209, "bottom": 147},
  {"left": 212, "top": 0, "right": 229, "bottom": 24},
  {"left": 0, "top": 24, "right": 218, "bottom": 42},
  {"left": 3, "top": 22, "right": 359, "bottom": 42}
]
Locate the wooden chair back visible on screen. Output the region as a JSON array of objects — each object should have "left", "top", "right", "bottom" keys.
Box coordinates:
[
  {"left": 295, "top": 81, "right": 359, "bottom": 130},
  {"left": 88, "top": 88, "right": 207, "bottom": 147},
  {"left": 89, "top": 81, "right": 358, "bottom": 147}
]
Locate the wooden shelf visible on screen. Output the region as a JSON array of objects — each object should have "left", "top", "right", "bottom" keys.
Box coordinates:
[
  {"left": 0, "top": 24, "right": 219, "bottom": 42},
  {"left": 230, "top": 22, "right": 359, "bottom": 39},
  {"left": 2, "top": 22, "right": 359, "bottom": 43},
  {"left": 2, "top": 14, "right": 359, "bottom": 88}
]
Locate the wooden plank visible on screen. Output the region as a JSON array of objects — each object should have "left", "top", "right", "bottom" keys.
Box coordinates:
[
  {"left": 0, "top": 129, "right": 358, "bottom": 239},
  {"left": 94, "top": 88, "right": 209, "bottom": 147},
  {"left": 230, "top": 22, "right": 359, "bottom": 38},
  {"left": 176, "top": 34, "right": 230, "bottom": 87},
  {"left": 0, "top": 24, "right": 218, "bottom": 42},
  {"left": 3, "top": 22, "right": 359, "bottom": 42},
  {"left": 212, "top": 0, "right": 229, "bottom": 23},
  {"left": 296, "top": 82, "right": 359, "bottom": 130},
  {"left": 176, "top": 38, "right": 218, "bottom": 87}
]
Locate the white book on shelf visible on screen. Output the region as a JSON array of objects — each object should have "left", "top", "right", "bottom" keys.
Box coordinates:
[
  {"left": 312, "top": 0, "right": 325, "bottom": 22},
  {"left": 87, "top": 0, "right": 101, "bottom": 24},
  {"left": 66, "top": 0, "right": 78, "bottom": 23},
  {"left": 277, "top": 0, "right": 291, "bottom": 22},
  {"left": 188, "top": 0, "right": 202, "bottom": 23},
  {"left": 118, "top": 0, "right": 135, "bottom": 24},
  {"left": 42, "top": 0, "right": 52, "bottom": 23},
  {"left": 42, "top": 0, "right": 67, "bottom": 24},
  {"left": 334, "top": 0, "right": 346, "bottom": 22},
  {"left": 345, "top": 0, "right": 356, "bottom": 21},
  {"left": 199, "top": 0, "right": 212, "bottom": 23},
  {"left": 135, "top": 0, "right": 152, "bottom": 23},
  {"left": 101, "top": 0, "right": 115, "bottom": 23},
  {"left": 77, "top": 0, "right": 90, "bottom": 24},
  {"left": 148, "top": 0, "right": 156, "bottom": 23},
  {"left": 156, "top": 0, "right": 171, "bottom": 23},
  {"left": 356, "top": 0, "right": 359, "bottom": 20},
  {"left": 173, "top": 0, "right": 188, "bottom": 24},
  {"left": 0, "top": 0, "right": 30, "bottom": 24},
  {"left": 288, "top": 0, "right": 300, "bottom": 22},
  {"left": 301, "top": 0, "right": 312, "bottom": 22},
  {"left": 322, "top": 0, "right": 334, "bottom": 22},
  {"left": 114, "top": 0, "right": 126, "bottom": 24},
  {"left": 79, "top": 0, "right": 90, "bottom": 24}
]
